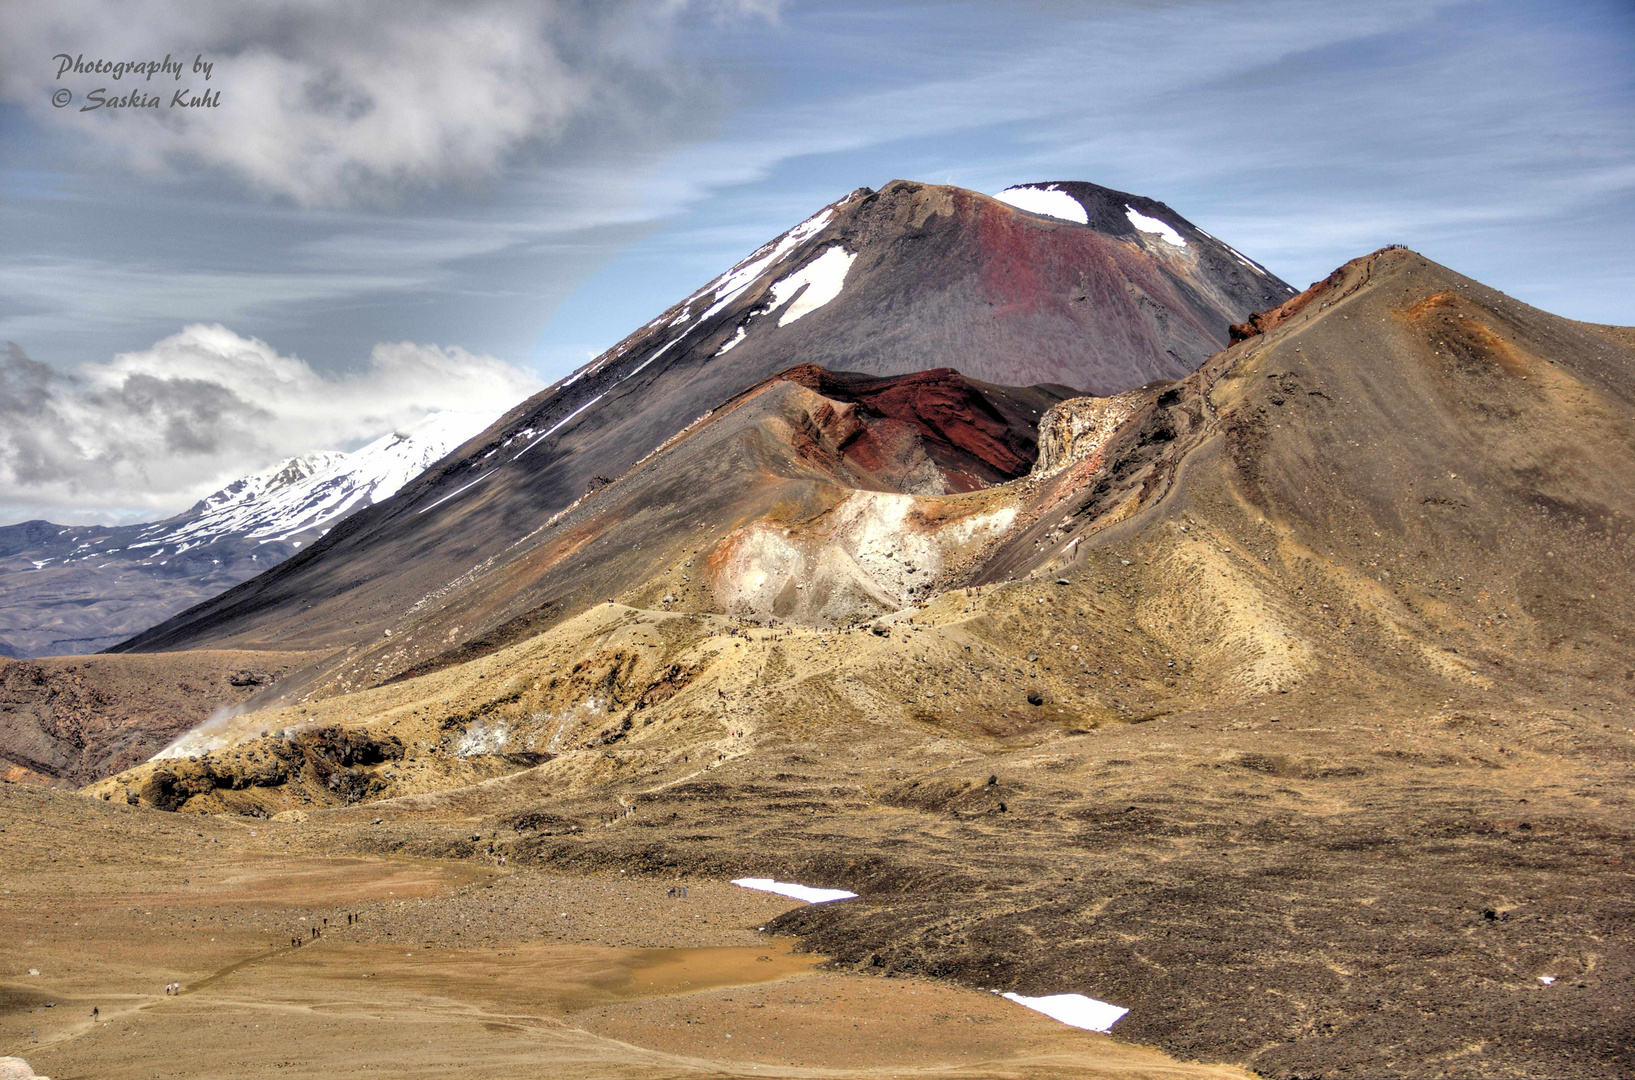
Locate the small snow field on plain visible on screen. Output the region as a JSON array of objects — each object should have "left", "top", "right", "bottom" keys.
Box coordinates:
[
  {"left": 1002, "top": 991, "right": 1130, "bottom": 1033},
  {"left": 732, "top": 878, "right": 858, "bottom": 904},
  {"left": 994, "top": 184, "right": 1089, "bottom": 224}
]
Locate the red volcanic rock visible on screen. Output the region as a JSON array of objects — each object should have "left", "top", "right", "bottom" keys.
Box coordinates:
[{"left": 758, "top": 364, "right": 1063, "bottom": 491}]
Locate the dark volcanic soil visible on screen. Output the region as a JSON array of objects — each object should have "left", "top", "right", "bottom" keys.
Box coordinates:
[{"left": 312, "top": 681, "right": 1635, "bottom": 1080}]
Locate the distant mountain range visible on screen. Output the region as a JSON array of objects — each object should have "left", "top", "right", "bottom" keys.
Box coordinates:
[{"left": 0, "top": 411, "right": 495, "bottom": 657}]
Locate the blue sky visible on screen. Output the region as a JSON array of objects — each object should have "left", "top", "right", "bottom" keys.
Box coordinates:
[{"left": 1, "top": 0, "right": 1632, "bottom": 522}]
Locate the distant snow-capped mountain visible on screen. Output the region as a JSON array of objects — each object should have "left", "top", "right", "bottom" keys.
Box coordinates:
[
  {"left": 133, "top": 412, "right": 494, "bottom": 555},
  {"left": 0, "top": 411, "right": 493, "bottom": 657}
]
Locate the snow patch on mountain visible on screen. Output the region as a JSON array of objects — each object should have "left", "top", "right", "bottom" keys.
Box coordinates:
[
  {"left": 695, "top": 207, "right": 838, "bottom": 324},
  {"left": 705, "top": 244, "right": 857, "bottom": 354},
  {"left": 771, "top": 246, "right": 856, "bottom": 326},
  {"left": 1195, "top": 226, "right": 1279, "bottom": 280},
  {"left": 418, "top": 394, "right": 608, "bottom": 516},
  {"left": 1125, "top": 206, "right": 1187, "bottom": 247},
  {"left": 714, "top": 325, "right": 747, "bottom": 356},
  {"left": 995, "top": 185, "right": 1089, "bottom": 224}
]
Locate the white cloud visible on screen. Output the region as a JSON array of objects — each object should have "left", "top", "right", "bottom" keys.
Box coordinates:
[
  {"left": 0, "top": 326, "right": 539, "bottom": 522},
  {"left": 1, "top": 0, "right": 780, "bottom": 208}
]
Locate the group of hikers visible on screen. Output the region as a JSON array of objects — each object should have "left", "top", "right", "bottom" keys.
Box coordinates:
[{"left": 287, "top": 912, "right": 363, "bottom": 948}]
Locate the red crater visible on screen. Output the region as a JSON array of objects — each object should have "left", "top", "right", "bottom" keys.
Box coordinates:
[{"left": 771, "top": 364, "right": 1067, "bottom": 491}]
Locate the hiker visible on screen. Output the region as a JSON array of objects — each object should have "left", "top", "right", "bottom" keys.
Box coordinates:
[{"left": 91, "top": 1007, "right": 98, "bottom": 1020}]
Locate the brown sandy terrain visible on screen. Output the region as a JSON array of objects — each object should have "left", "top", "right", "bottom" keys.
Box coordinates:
[
  {"left": 77, "top": 586, "right": 1635, "bottom": 1077},
  {"left": 0, "top": 782, "right": 1245, "bottom": 1079}
]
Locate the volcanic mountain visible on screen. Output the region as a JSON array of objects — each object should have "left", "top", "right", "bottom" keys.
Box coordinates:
[
  {"left": 0, "top": 412, "right": 491, "bottom": 658},
  {"left": 112, "top": 179, "right": 1291, "bottom": 673},
  {"left": 90, "top": 244, "right": 1635, "bottom": 1078}
]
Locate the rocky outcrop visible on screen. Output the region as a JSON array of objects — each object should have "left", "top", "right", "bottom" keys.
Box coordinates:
[
  {"left": 737, "top": 364, "right": 1067, "bottom": 493},
  {"left": 1228, "top": 245, "right": 1409, "bottom": 343},
  {"left": 1032, "top": 390, "right": 1150, "bottom": 475},
  {"left": 91, "top": 723, "right": 407, "bottom": 813}
]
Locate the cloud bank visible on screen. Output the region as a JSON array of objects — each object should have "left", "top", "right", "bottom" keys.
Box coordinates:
[
  {"left": 1, "top": 0, "right": 780, "bottom": 207},
  {"left": 0, "top": 326, "right": 539, "bottom": 523}
]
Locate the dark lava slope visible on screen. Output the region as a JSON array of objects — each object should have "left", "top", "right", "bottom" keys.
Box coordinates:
[
  {"left": 114, "top": 179, "right": 1288, "bottom": 659},
  {"left": 229, "top": 366, "right": 1072, "bottom": 694}
]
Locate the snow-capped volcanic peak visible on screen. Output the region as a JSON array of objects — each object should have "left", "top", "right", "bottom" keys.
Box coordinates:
[
  {"left": 194, "top": 451, "right": 349, "bottom": 516},
  {"left": 994, "top": 184, "right": 1089, "bottom": 224},
  {"left": 134, "top": 411, "right": 495, "bottom": 550}
]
